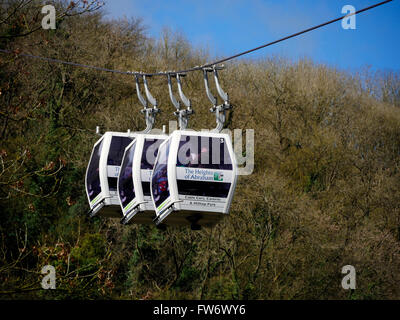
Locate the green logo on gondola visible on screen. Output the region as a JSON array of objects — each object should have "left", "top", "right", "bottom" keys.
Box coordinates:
[{"left": 214, "top": 172, "right": 223, "bottom": 181}]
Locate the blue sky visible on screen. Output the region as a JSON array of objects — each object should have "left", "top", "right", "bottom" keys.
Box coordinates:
[{"left": 104, "top": 0, "right": 399, "bottom": 72}]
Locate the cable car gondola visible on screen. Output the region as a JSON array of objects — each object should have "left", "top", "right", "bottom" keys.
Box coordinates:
[
  {"left": 85, "top": 131, "right": 136, "bottom": 218},
  {"left": 151, "top": 130, "right": 237, "bottom": 229},
  {"left": 151, "top": 68, "right": 237, "bottom": 229},
  {"left": 118, "top": 133, "right": 167, "bottom": 225},
  {"left": 86, "top": 72, "right": 160, "bottom": 219}
]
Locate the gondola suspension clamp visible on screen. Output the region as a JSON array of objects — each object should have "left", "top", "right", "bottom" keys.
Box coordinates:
[
  {"left": 167, "top": 72, "right": 193, "bottom": 130},
  {"left": 203, "top": 65, "right": 232, "bottom": 132},
  {"left": 135, "top": 72, "right": 160, "bottom": 134}
]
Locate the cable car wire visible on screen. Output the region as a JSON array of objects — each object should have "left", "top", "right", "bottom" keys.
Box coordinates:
[
  {"left": 0, "top": 0, "right": 393, "bottom": 76},
  {"left": 0, "top": 48, "right": 133, "bottom": 75}
]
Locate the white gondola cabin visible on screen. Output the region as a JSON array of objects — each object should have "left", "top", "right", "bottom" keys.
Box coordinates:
[
  {"left": 85, "top": 131, "right": 136, "bottom": 218},
  {"left": 151, "top": 130, "right": 237, "bottom": 229},
  {"left": 118, "top": 133, "right": 167, "bottom": 224}
]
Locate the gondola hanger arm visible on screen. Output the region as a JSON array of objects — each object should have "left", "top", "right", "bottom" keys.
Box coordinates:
[
  {"left": 202, "top": 66, "right": 232, "bottom": 132},
  {"left": 167, "top": 73, "right": 180, "bottom": 110},
  {"left": 176, "top": 73, "right": 191, "bottom": 109},
  {"left": 134, "top": 73, "right": 148, "bottom": 109},
  {"left": 143, "top": 75, "right": 158, "bottom": 107},
  {"left": 133, "top": 72, "right": 160, "bottom": 133},
  {"left": 203, "top": 68, "right": 217, "bottom": 108},
  {"left": 213, "top": 66, "right": 229, "bottom": 104},
  {"left": 166, "top": 72, "right": 193, "bottom": 131}
]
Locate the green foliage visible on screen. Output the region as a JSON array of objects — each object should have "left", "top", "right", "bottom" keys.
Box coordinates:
[
  {"left": 203, "top": 276, "right": 239, "bottom": 300},
  {"left": 71, "top": 233, "right": 106, "bottom": 267}
]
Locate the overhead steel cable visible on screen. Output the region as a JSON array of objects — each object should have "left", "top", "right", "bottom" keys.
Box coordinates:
[
  {"left": 197, "top": 0, "right": 394, "bottom": 70},
  {"left": 0, "top": 0, "right": 393, "bottom": 76},
  {"left": 0, "top": 48, "right": 133, "bottom": 75}
]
